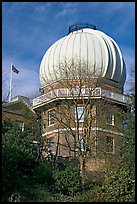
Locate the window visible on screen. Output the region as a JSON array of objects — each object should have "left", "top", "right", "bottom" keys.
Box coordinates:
[
  {"left": 48, "top": 110, "right": 55, "bottom": 126},
  {"left": 16, "top": 120, "right": 24, "bottom": 131},
  {"left": 106, "top": 113, "right": 115, "bottom": 126},
  {"left": 47, "top": 138, "right": 53, "bottom": 151},
  {"left": 106, "top": 136, "right": 114, "bottom": 153},
  {"left": 47, "top": 138, "right": 54, "bottom": 155},
  {"left": 74, "top": 106, "right": 84, "bottom": 122},
  {"left": 122, "top": 120, "right": 128, "bottom": 128},
  {"left": 79, "top": 134, "right": 84, "bottom": 151}
]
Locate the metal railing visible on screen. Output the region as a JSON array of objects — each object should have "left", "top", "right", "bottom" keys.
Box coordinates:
[
  {"left": 33, "top": 87, "right": 128, "bottom": 108},
  {"left": 68, "top": 23, "right": 96, "bottom": 34}
]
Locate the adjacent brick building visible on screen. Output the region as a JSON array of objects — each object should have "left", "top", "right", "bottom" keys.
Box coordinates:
[{"left": 2, "top": 96, "right": 37, "bottom": 132}]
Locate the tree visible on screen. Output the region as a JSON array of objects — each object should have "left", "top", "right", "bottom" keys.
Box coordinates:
[
  {"left": 97, "top": 66, "right": 135, "bottom": 202},
  {"left": 2, "top": 118, "right": 44, "bottom": 202},
  {"left": 101, "top": 165, "right": 135, "bottom": 202},
  {"left": 99, "top": 99, "right": 135, "bottom": 202},
  {"left": 121, "top": 65, "right": 135, "bottom": 174},
  {"left": 41, "top": 58, "right": 125, "bottom": 183}
]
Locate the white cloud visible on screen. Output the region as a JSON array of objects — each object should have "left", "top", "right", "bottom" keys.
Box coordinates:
[
  {"left": 35, "top": 5, "right": 46, "bottom": 12},
  {"left": 35, "top": 2, "right": 52, "bottom": 13},
  {"left": 56, "top": 9, "right": 68, "bottom": 18},
  {"left": 56, "top": 2, "right": 77, "bottom": 19}
]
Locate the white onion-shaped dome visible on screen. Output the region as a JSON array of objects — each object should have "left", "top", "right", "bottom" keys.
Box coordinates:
[{"left": 40, "top": 25, "right": 126, "bottom": 87}]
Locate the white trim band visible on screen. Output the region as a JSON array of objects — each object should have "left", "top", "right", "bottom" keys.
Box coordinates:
[{"left": 42, "top": 127, "right": 123, "bottom": 137}]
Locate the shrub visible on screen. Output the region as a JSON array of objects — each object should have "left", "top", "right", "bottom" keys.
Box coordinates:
[
  {"left": 53, "top": 165, "right": 82, "bottom": 196},
  {"left": 71, "top": 186, "right": 106, "bottom": 202},
  {"left": 19, "top": 184, "right": 51, "bottom": 202},
  {"left": 101, "top": 166, "right": 135, "bottom": 202},
  {"left": 32, "top": 162, "right": 54, "bottom": 185}
]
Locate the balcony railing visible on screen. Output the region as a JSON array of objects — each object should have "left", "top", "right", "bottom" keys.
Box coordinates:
[{"left": 33, "top": 87, "right": 128, "bottom": 108}]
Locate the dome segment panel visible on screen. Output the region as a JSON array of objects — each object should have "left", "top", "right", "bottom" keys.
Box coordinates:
[
  {"left": 120, "top": 59, "right": 126, "bottom": 85},
  {"left": 97, "top": 31, "right": 118, "bottom": 80},
  {"left": 96, "top": 30, "right": 126, "bottom": 85},
  {"left": 80, "top": 33, "right": 88, "bottom": 63},
  {"left": 52, "top": 37, "right": 66, "bottom": 80},
  {"left": 109, "top": 36, "right": 126, "bottom": 84},
  {"left": 65, "top": 33, "right": 79, "bottom": 61},
  {"left": 111, "top": 40, "right": 122, "bottom": 82},
  {"left": 40, "top": 45, "right": 53, "bottom": 85},
  {"left": 89, "top": 31, "right": 109, "bottom": 77},
  {"left": 100, "top": 36, "right": 113, "bottom": 80},
  {"left": 85, "top": 34, "right": 95, "bottom": 73}
]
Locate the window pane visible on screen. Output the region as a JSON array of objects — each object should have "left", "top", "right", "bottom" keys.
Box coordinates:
[
  {"left": 122, "top": 120, "right": 128, "bottom": 128},
  {"left": 48, "top": 110, "right": 55, "bottom": 125},
  {"left": 79, "top": 134, "right": 84, "bottom": 151},
  {"left": 47, "top": 138, "right": 54, "bottom": 155},
  {"left": 106, "top": 113, "right": 115, "bottom": 125},
  {"left": 74, "top": 106, "right": 84, "bottom": 122},
  {"left": 16, "top": 120, "right": 23, "bottom": 129}
]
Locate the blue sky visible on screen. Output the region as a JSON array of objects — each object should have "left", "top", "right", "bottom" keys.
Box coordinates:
[{"left": 2, "top": 2, "right": 135, "bottom": 100}]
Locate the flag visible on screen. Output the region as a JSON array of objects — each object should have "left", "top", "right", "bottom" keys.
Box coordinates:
[{"left": 12, "top": 65, "right": 19, "bottom": 74}]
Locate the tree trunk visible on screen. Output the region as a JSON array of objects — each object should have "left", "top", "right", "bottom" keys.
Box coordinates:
[
  {"left": 53, "top": 129, "right": 60, "bottom": 167},
  {"left": 80, "top": 155, "right": 86, "bottom": 183}
]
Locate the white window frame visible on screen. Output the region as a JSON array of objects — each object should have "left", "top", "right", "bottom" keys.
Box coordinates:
[
  {"left": 106, "top": 113, "right": 115, "bottom": 126},
  {"left": 74, "top": 106, "right": 84, "bottom": 122}
]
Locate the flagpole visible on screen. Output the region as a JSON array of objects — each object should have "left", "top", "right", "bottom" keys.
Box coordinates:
[{"left": 9, "top": 62, "right": 13, "bottom": 103}]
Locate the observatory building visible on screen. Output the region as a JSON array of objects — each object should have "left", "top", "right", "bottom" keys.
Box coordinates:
[{"left": 33, "top": 24, "right": 128, "bottom": 171}]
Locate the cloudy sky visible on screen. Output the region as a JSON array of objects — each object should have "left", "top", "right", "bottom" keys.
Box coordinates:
[{"left": 2, "top": 2, "right": 135, "bottom": 100}]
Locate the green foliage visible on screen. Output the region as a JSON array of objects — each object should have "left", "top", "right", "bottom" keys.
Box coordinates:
[
  {"left": 72, "top": 190, "right": 95, "bottom": 202},
  {"left": 53, "top": 165, "right": 82, "bottom": 196},
  {"left": 32, "top": 162, "right": 54, "bottom": 185},
  {"left": 2, "top": 119, "right": 40, "bottom": 201},
  {"left": 122, "top": 94, "right": 135, "bottom": 175},
  {"left": 100, "top": 165, "right": 135, "bottom": 202},
  {"left": 20, "top": 185, "right": 51, "bottom": 202},
  {"left": 98, "top": 93, "right": 135, "bottom": 202},
  {"left": 2, "top": 88, "right": 135, "bottom": 202},
  {"left": 71, "top": 187, "right": 104, "bottom": 202},
  {"left": 2, "top": 119, "right": 14, "bottom": 135}
]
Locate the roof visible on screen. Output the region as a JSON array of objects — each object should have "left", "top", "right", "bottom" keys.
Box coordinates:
[
  {"left": 2, "top": 100, "right": 37, "bottom": 119},
  {"left": 40, "top": 26, "right": 126, "bottom": 88}
]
